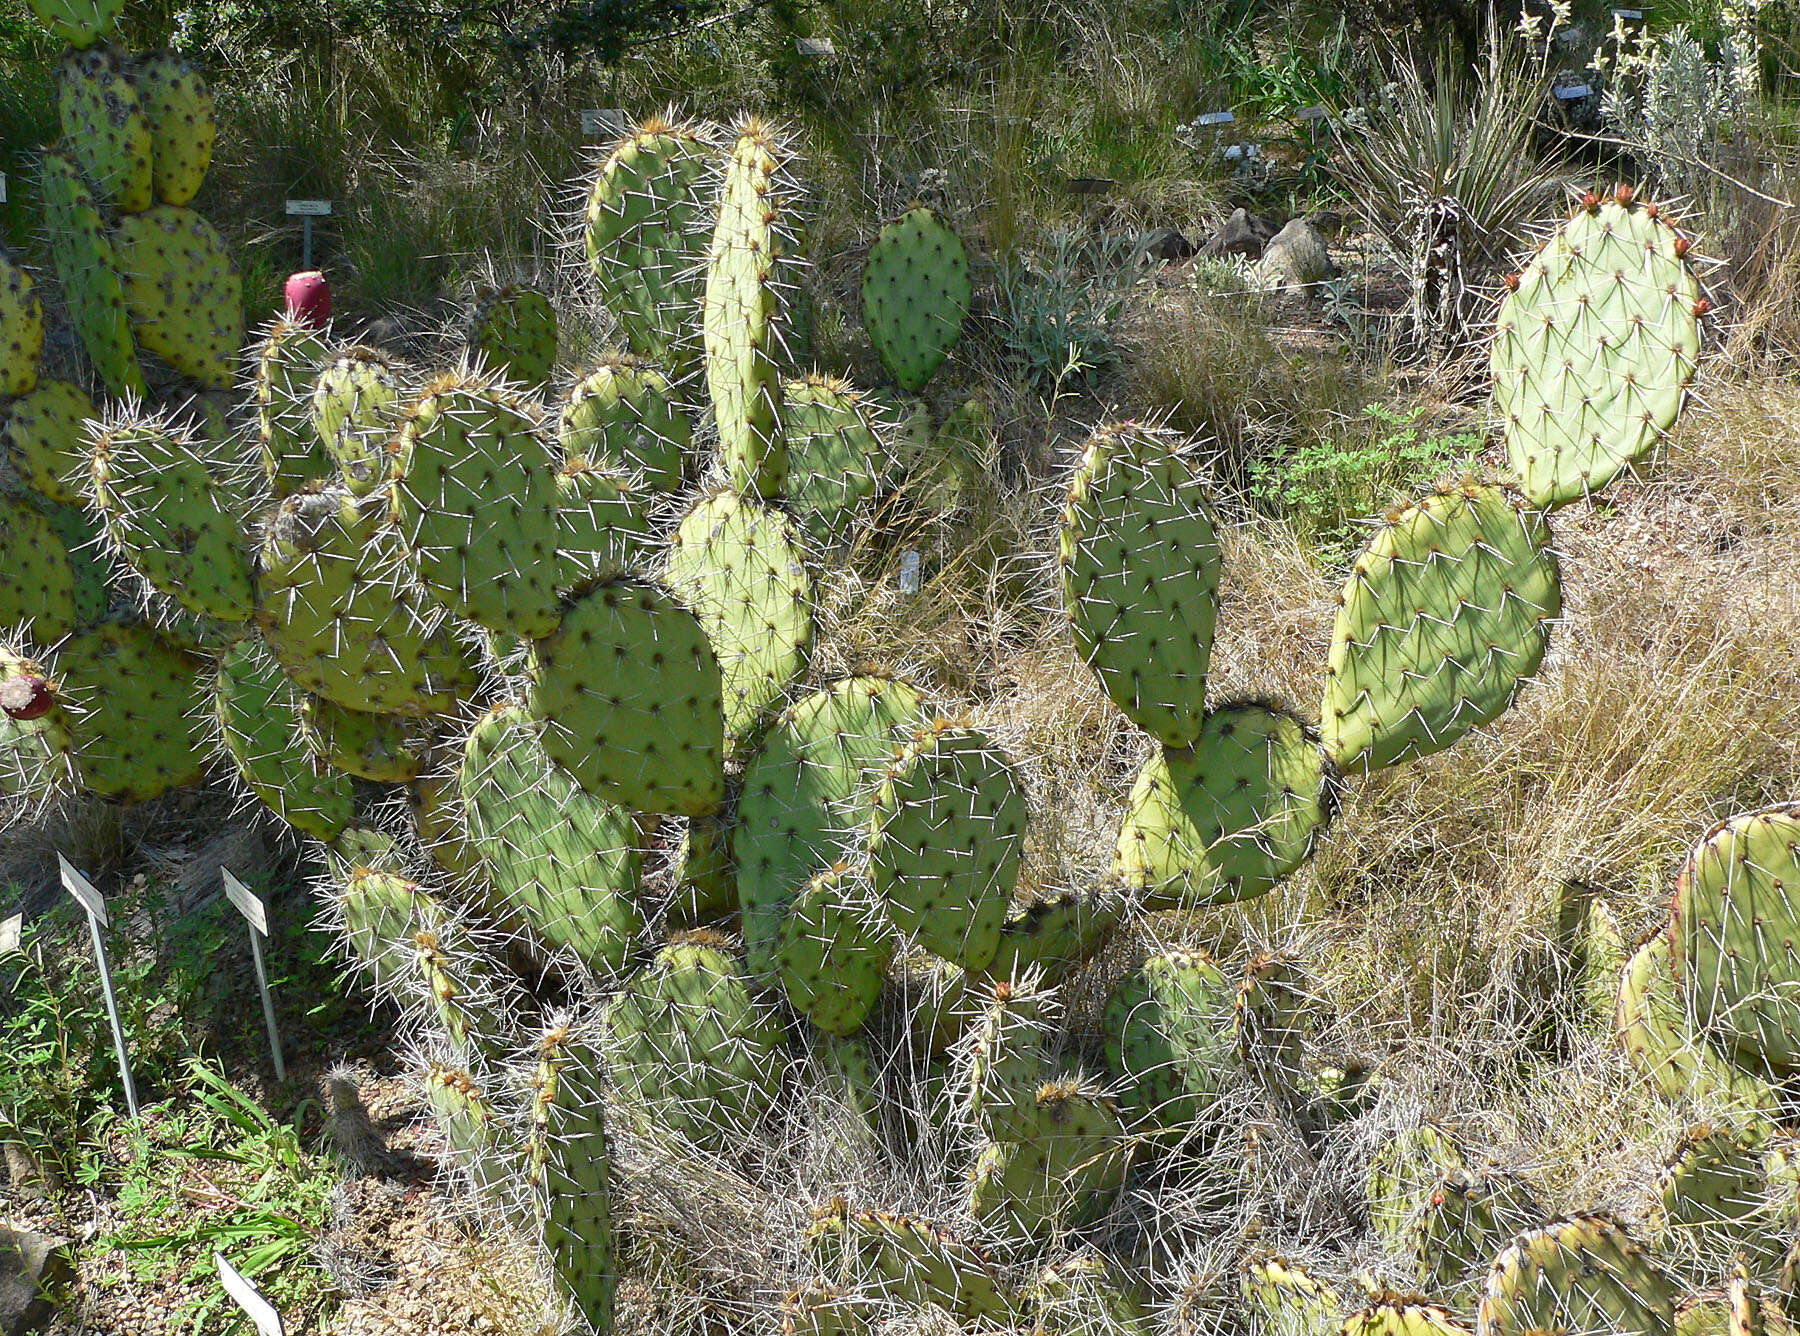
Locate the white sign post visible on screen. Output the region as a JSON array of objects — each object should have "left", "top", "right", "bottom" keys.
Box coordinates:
[
  {"left": 0, "top": 172, "right": 8, "bottom": 205},
  {"left": 795, "top": 36, "right": 836, "bottom": 57},
  {"left": 59, "top": 854, "right": 139, "bottom": 1120},
  {"left": 223, "top": 869, "right": 285, "bottom": 1083},
  {"left": 0, "top": 913, "right": 19, "bottom": 954},
  {"left": 216, "top": 1252, "right": 285, "bottom": 1336},
  {"left": 283, "top": 199, "right": 332, "bottom": 269},
  {"left": 580, "top": 109, "right": 630, "bottom": 141}
]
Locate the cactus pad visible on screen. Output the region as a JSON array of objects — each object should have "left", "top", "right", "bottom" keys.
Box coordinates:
[
  {"left": 132, "top": 51, "right": 215, "bottom": 207},
  {"left": 1, "top": 253, "right": 42, "bottom": 397},
  {"left": 862, "top": 206, "right": 971, "bottom": 392},
  {"left": 58, "top": 621, "right": 208, "bottom": 801},
  {"left": 312, "top": 347, "right": 402, "bottom": 495},
  {"left": 1368, "top": 1123, "right": 1468, "bottom": 1254},
  {"left": 968, "top": 1079, "right": 1130, "bottom": 1249},
  {"left": 1650, "top": 1124, "right": 1794, "bottom": 1280},
  {"left": 1239, "top": 1257, "right": 1342, "bottom": 1336},
  {"left": 213, "top": 639, "right": 353, "bottom": 841},
  {"left": 966, "top": 976, "right": 1055, "bottom": 1143},
  {"left": 299, "top": 696, "right": 426, "bottom": 782},
  {"left": 1412, "top": 1167, "right": 1545, "bottom": 1302},
  {"left": 0, "top": 496, "right": 80, "bottom": 643},
  {"left": 774, "top": 862, "right": 895, "bottom": 1036},
  {"left": 1102, "top": 949, "right": 1237, "bottom": 1130},
  {"left": 560, "top": 354, "right": 692, "bottom": 492},
  {"left": 807, "top": 1201, "right": 1014, "bottom": 1325},
  {"left": 5, "top": 378, "right": 94, "bottom": 504},
  {"left": 39, "top": 153, "right": 142, "bottom": 398},
  {"left": 254, "top": 318, "right": 333, "bottom": 497},
  {"left": 57, "top": 46, "right": 152, "bottom": 213},
  {"left": 27, "top": 0, "right": 125, "bottom": 46},
  {"left": 1342, "top": 1295, "right": 1474, "bottom": 1336},
  {"left": 781, "top": 375, "right": 887, "bottom": 551},
  {"left": 1477, "top": 1216, "right": 1677, "bottom": 1336},
  {"left": 530, "top": 1039, "right": 617, "bottom": 1334},
  {"left": 111, "top": 205, "right": 242, "bottom": 388},
  {"left": 469, "top": 283, "right": 557, "bottom": 387},
  {"left": 553, "top": 457, "right": 654, "bottom": 590}
]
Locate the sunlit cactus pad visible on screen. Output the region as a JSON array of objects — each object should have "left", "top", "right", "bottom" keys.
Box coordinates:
[{"left": 862, "top": 205, "right": 971, "bottom": 393}]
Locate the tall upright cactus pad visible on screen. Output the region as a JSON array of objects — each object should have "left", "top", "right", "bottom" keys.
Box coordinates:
[
  {"left": 1116, "top": 703, "right": 1332, "bottom": 909},
  {"left": 1342, "top": 1295, "right": 1474, "bottom": 1336},
  {"left": 57, "top": 621, "right": 209, "bottom": 801},
  {"left": 553, "top": 458, "right": 653, "bottom": 590},
  {"left": 869, "top": 721, "right": 1028, "bottom": 971},
  {"left": 1367, "top": 1123, "right": 1467, "bottom": 1254},
  {"left": 531, "top": 1037, "right": 617, "bottom": 1335},
  {"left": 1059, "top": 422, "right": 1221, "bottom": 749},
  {"left": 312, "top": 347, "right": 402, "bottom": 495},
  {"left": 459, "top": 704, "right": 642, "bottom": 973},
  {"left": 600, "top": 935, "right": 785, "bottom": 1153},
  {"left": 781, "top": 375, "right": 887, "bottom": 552},
  {"left": 667, "top": 490, "right": 814, "bottom": 750},
  {"left": 0, "top": 497, "right": 80, "bottom": 642},
  {"left": 27, "top": 0, "right": 125, "bottom": 46},
  {"left": 39, "top": 153, "right": 142, "bottom": 398},
  {"left": 968, "top": 1079, "right": 1130, "bottom": 1250},
  {"left": 807, "top": 1201, "right": 1015, "bottom": 1326},
  {"left": 1648, "top": 1124, "right": 1794, "bottom": 1279},
  {"left": 560, "top": 354, "right": 692, "bottom": 492},
  {"left": 1477, "top": 1216, "right": 1677, "bottom": 1336},
  {"left": 1411, "top": 1167, "right": 1544, "bottom": 1302},
  {"left": 132, "top": 51, "right": 215, "bottom": 207},
  {"left": 862, "top": 206, "right": 971, "bottom": 393},
  {"left": 255, "top": 319, "right": 333, "bottom": 497},
  {"left": 394, "top": 378, "right": 562, "bottom": 637},
  {"left": 213, "top": 640, "right": 353, "bottom": 841},
  {"left": 966, "top": 976, "right": 1055, "bottom": 1143},
  {"left": 1, "top": 254, "right": 43, "bottom": 396},
  {"left": 583, "top": 119, "right": 713, "bottom": 371},
  {"left": 110, "top": 206, "right": 243, "bottom": 388},
  {"left": 299, "top": 696, "right": 425, "bottom": 783},
  {"left": 1321, "top": 481, "right": 1560, "bottom": 773},
  {"left": 1235, "top": 952, "right": 1314, "bottom": 1090},
  {"left": 704, "top": 118, "right": 795, "bottom": 498},
  {"left": 255, "top": 485, "right": 480, "bottom": 717},
  {"left": 89, "top": 415, "right": 255, "bottom": 622},
  {"left": 1493, "top": 193, "right": 1702, "bottom": 510},
  {"left": 1239, "top": 1258, "right": 1342, "bottom": 1336},
  {"left": 57, "top": 46, "right": 152, "bottom": 213},
  {"left": 527, "top": 577, "right": 725, "bottom": 817},
  {"left": 1671, "top": 806, "right": 1800, "bottom": 1081},
  {"left": 469, "top": 284, "right": 557, "bottom": 387},
  {"left": 1615, "top": 932, "right": 1780, "bottom": 1116},
  {"left": 735, "top": 674, "right": 925, "bottom": 977},
  {"left": 773, "top": 863, "right": 894, "bottom": 1036},
  {"left": 1101, "top": 949, "right": 1237, "bottom": 1130},
  {"left": 6, "top": 378, "right": 96, "bottom": 504}
]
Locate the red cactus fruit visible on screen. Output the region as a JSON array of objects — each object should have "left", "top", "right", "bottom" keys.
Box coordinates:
[
  {"left": 1, "top": 674, "right": 54, "bottom": 721},
  {"left": 284, "top": 270, "right": 331, "bottom": 328}
]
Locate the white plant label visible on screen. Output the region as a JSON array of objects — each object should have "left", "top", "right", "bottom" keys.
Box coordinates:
[
  {"left": 1193, "top": 110, "right": 1236, "bottom": 127},
  {"left": 0, "top": 913, "right": 19, "bottom": 954},
  {"left": 0, "top": 172, "right": 8, "bottom": 204},
  {"left": 223, "top": 868, "right": 286, "bottom": 1083},
  {"left": 796, "top": 36, "right": 836, "bottom": 56},
  {"left": 581, "top": 109, "right": 630, "bottom": 139},
  {"left": 1297, "top": 105, "right": 1330, "bottom": 122},
  {"left": 1555, "top": 84, "right": 1593, "bottom": 100},
  {"left": 59, "top": 852, "right": 108, "bottom": 926},
  {"left": 899, "top": 550, "right": 922, "bottom": 595},
  {"left": 222, "top": 867, "right": 267, "bottom": 937},
  {"left": 283, "top": 199, "right": 332, "bottom": 216},
  {"left": 217, "top": 1252, "right": 285, "bottom": 1336}
]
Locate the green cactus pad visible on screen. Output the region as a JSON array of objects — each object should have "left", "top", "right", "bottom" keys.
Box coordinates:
[
  {"left": 583, "top": 119, "right": 712, "bottom": 371},
  {"left": 1649, "top": 1124, "right": 1795, "bottom": 1280},
  {"left": 1477, "top": 1216, "right": 1677, "bottom": 1336},
  {"left": 523, "top": 1033, "right": 616, "bottom": 1333},
  {"left": 1235, "top": 952, "right": 1315, "bottom": 1090},
  {"left": 90, "top": 416, "right": 255, "bottom": 623},
  {"left": 862, "top": 206, "right": 971, "bottom": 393},
  {"left": 111, "top": 205, "right": 242, "bottom": 388},
  {"left": 774, "top": 863, "right": 895, "bottom": 1036},
  {"left": 526, "top": 577, "right": 725, "bottom": 817},
  {"left": 4, "top": 378, "right": 94, "bottom": 504},
  {"left": 1116, "top": 703, "right": 1331, "bottom": 909},
  {"left": 26, "top": 0, "right": 124, "bottom": 46},
  {"left": 40, "top": 499, "right": 111, "bottom": 625},
  {"left": 553, "top": 457, "right": 654, "bottom": 591},
  {"left": 781, "top": 1284, "right": 874, "bottom": 1336},
  {"left": 299, "top": 696, "right": 426, "bottom": 782},
  {"left": 1059, "top": 422, "right": 1221, "bottom": 749},
  {"left": 1671, "top": 805, "right": 1800, "bottom": 1081},
  {"left": 1029, "top": 1254, "right": 1154, "bottom": 1336},
  {"left": 1412, "top": 1167, "right": 1544, "bottom": 1303},
  {"left": 57, "top": 46, "right": 152, "bottom": 213},
  {"left": 469, "top": 284, "right": 557, "bottom": 387},
  {"left": 667, "top": 489, "right": 814, "bottom": 751},
  {"left": 58, "top": 621, "right": 208, "bottom": 802},
  {"left": 254, "top": 319, "right": 334, "bottom": 496},
  {"left": 869, "top": 721, "right": 1028, "bottom": 971},
  {"left": 459, "top": 703, "right": 642, "bottom": 973},
  {"left": 132, "top": 51, "right": 215, "bottom": 207},
  {"left": 393, "top": 378, "right": 562, "bottom": 637},
  {"left": 423, "top": 1064, "right": 520, "bottom": 1215},
  {"left": 0, "top": 253, "right": 43, "bottom": 397},
  {"left": 734, "top": 674, "right": 926, "bottom": 978},
  {"left": 213, "top": 640, "right": 353, "bottom": 842},
  {"left": 985, "top": 887, "right": 1126, "bottom": 985},
  {"left": 1102, "top": 948, "right": 1237, "bottom": 1130},
  {"left": 1239, "top": 1257, "right": 1342, "bottom": 1336},
  {"left": 560, "top": 353, "right": 692, "bottom": 492},
  {"left": 0, "top": 495, "right": 80, "bottom": 643},
  {"left": 601, "top": 934, "right": 786, "bottom": 1153},
  {"left": 966, "top": 975, "right": 1054, "bottom": 1143},
  {"left": 256, "top": 485, "right": 480, "bottom": 717},
  {"left": 704, "top": 119, "right": 793, "bottom": 498},
  {"left": 1321, "top": 481, "right": 1561, "bottom": 773},
  {"left": 1368, "top": 1123, "right": 1468, "bottom": 1255},
  {"left": 39, "top": 152, "right": 142, "bottom": 398},
  {"left": 1343, "top": 1295, "right": 1473, "bottom": 1336},
  {"left": 408, "top": 759, "right": 483, "bottom": 884},
  {"left": 781, "top": 375, "right": 887, "bottom": 552},
  {"left": 670, "top": 810, "right": 738, "bottom": 928},
  {"left": 968, "top": 1080, "right": 1130, "bottom": 1250},
  {"left": 807, "top": 1201, "right": 1015, "bottom": 1326},
  {"left": 1494, "top": 195, "right": 1703, "bottom": 510},
  {"left": 311, "top": 347, "right": 402, "bottom": 495}
]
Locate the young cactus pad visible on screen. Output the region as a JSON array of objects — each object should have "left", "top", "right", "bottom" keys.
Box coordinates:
[
  {"left": 862, "top": 205, "right": 971, "bottom": 393},
  {"left": 468, "top": 283, "right": 557, "bottom": 387},
  {"left": 1477, "top": 1216, "right": 1677, "bottom": 1336},
  {"left": 967, "top": 1079, "right": 1131, "bottom": 1250},
  {"left": 1493, "top": 193, "right": 1702, "bottom": 510},
  {"left": 559, "top": 354, "right": 692, "bottom": 492},
  {"left": 1102, "top": 948, "right": 1237, "bottom": 1130},
  {"left": 807, "top": 1201, "right": 1015, "bottom": 1325},
  {"left": 772, "top": 862, "right": 895, "bottom": 1036},
  {"left": 39, "top": 152, "right": 142, "bottom": 398},
  {"left": 1059, "top": 422, "right": 1221, "bottom": 749},
  {"left": 780, "top": 375, "right": 888, "bottom": 552},
  {"left": 553, "top": 458, "right": 654, "bottom": 591},
  {"left": 1320, "top": 481, "right": 1561, "bottom": 773},
  {"left": 531, "top": 1037, "right": 617, "bottom": 1334},
  {"left": 312, "top": 346, "right": 403, "bottom": 496}
]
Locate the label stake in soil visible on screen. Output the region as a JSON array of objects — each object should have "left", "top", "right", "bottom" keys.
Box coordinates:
[
  {"left": 224, "top": 867, "right": 286, "bottom": 1083},
  {"left": 59, "top": 853, "right": 139, "bottom": 1120},
  {"left": 217, "top": 1250, "right": 285, "bottom": 1336}
]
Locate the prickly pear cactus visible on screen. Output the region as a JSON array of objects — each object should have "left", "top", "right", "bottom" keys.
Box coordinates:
[
  {"left": 299, "top": 696, "right": 426, "bottom": 783},
  {"left": 862, "top": 206, "right": 971, "bottom": 393},
  {"left": 110, "top": 205, "right": 243, "bottom": 388},
  {"left": 39, "top": 152, "right": 142, "bottom": 398},
  {"left": 1239, "top": 1256, "right": 1342, "bottom": 1336},
  {"left": 1342, "top": 1294, "right": 1474, "bottom": 1336},
  {"left": 6, "top": 377, "right": 97, "bottom": 504},
  {"left": 132, "top": 51, "right": 216, "bottom": 207},
  {"left": 552, "top": 457, "right": 653, "bottom": 593},
  {"left": 1116, "top": 703, "right": 1332, "bottom": 908},
  {"left": 869, "top": 720, "right": 1028, "bottom": 971},
  {"left": 807, "top": 1200, "right": 1015, "bottom": 1325},
  {"left": 1477, "top": 1215, "right": 1677, "bottom": 1336},
  {"left": 1102, "top": 948, "right": 1237, "bottom": 1131},
  {"left": 560, "top": 354, "right": 692, "bottom": 493},
  {"left": 254, "top": 319, "right": 333, "bottom": 496},
  {"left": 1647, "top": 1124, "right": 1795, "bottom": 1281},
  {"left": 780, "top": 1284, "right": 874, "bottom": 1336},
  {"left": 1493, "top": 191, "right": 1703, "bottom": 509},
  {"left": 968, "top": 1078, "right": 1130, "bottom": 1251},
  {"left": 531, "top": 1034, "right": 617, "bottom": 1335},
  {"left": 1411, "top": 1166, "right": 1544, "bottom": 1302},
  {"left": 1060, "top": 422, "right": 1221, "bottom": 749},
  {"left": 965, "top": 975, "right": 1056, "bottom": 1143},
  {"left": 213, "top": 639, "right": 354, "bottom": 841},
  {"left": 1028, "top": 1253, "right": 1154, "bottom": 1336},
  {"left": 26, "top": 0, "right": 126, "bottom": 47},
  {"left": 1321, "top": 480, "right": 1561, "bottom": 773},
  {"left": 1, "top": 253, "right": 43, "bottom": 397},
  {"left": 57, "top": 45, "right": 152, "bottom": 213},
  {"left": 469, "top": 283, "right": 557, "bottom": 387},
  {"left": 984, "top": 886, "right": 1126, "bottom": 984},
  {"left": 773, "top": 863, "right": 895, "bottom": 1036},
  {"left": 1367, "top": 1123, "right": 1467, "bottom": 1254},
  {"left": 56, "top": 620, "right": 209, "bottom": 802},
  {"left": 0, "top": 496, "right": 80, "bottom": 643},
  {"left": 311, "top": 346, "right": 402, "bottom": 496},
  {"left": 780, "top": 375, "right": 888, "bottom": 552}
]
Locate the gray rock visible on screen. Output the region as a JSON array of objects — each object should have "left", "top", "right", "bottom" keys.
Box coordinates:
[
  {"left": 0, "top": 1226, "right": 72, "bottom": 1336},
  {"left": 1137, "top": 226, "right": 1195, "bottom": 263},
  {"left": 1198, "top": 207, "right": 1284, "bottom": 261},
  {"left": 1257, "top": 219, "right": 1336, "bottom": 289}
]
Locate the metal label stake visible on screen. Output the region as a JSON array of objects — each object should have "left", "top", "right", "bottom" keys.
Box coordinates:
[
  {"left": 284, "top": 199, "right": 332, "bottom": 270},
  {"left": 58, "top": 854, "right": 138, "bottom": 1120},
  {"left": 223, "top": 869, "right": 285, "bottom": 1083},
  {"left": 217, "top": 1252, "right": 285, "bottom": 1336}
]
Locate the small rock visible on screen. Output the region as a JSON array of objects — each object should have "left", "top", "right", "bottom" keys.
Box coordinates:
[
  {"left": 1198, "top": 208, "right": 1284, "bottom": 261},
  {"left": 1257, "top": 218, "right": 1337, "bottom": 289},
  {"left": 1304, "top": 208, "right": 1346, "bottom": 237},
  {"left": 1137, "top": 226, "right": 1196, "bottom": 263},
  {"left": 0, "top": 1226, "right": 73, "bottom": 1336}
]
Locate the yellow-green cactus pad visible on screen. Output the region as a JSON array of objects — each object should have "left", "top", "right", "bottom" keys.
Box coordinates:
[
  {"left": 39, "top": 152, "right": 142, "bottom": 398},
  {"left": 311, "top": 345, "right": 403, "bottom": 495},
  {"left": 553, "top": 457, "right": 653, "bottom": 590},
  {"left": 214, "top": 639, "right": 354, "bottom": 842},
  {"left": 1321, "top": 481, "right": 1560, "bottom": 773},
  {"left": 132, "top": 51, "right": 216, "bottom": 207},
  {"left": 1647, "top": 1124, "right": 1794, "bottom": 1281},
  {"left": 1493, "top": 193, "right": 1703, "bottom": 510},
  {"left": 1059, "top": 421, "right": 1220, "bottom": 749},
  {"left": 5, "top": 378, "right": 96, "bottom": 504},
  {"left": 57, "top": 45, "right": 152, "bottom": 212},
  {"left": 299, "top": 695, "right": 427, "bottom": 783},
  {"left": 27, "top": 0, "right": 125, "bottom": 46},
  {"left": 1239, "top": 1256, "right": 1341, "bottom": 1336},
  {"left": 1342, "top": 1295, "right": 1473, "bottom": 1336},
  {"left": 0, "top": 496, "right": 80, "bottom": 642},
  {"left": 1102, "top": 948, "right": 1236, "bottom": 1131},
  {"left": 559, "top": 353, "right": 692, "bottom": 492},
  {"left": 862, "top": 205, "right": 971, "bottom": 393},
  {"left": 1368, "top": 1123, "right": 1468, "bottom": 1254},
  {"left": 1477, "top": 1215, "right": 1676, "bottom": 1336},
  {"left": 781, "top": 374, "right": 886, "bottom": 552},
  {"left": 111, "top": 205, "right": 243, "bottom": 388},
  {"left": 527, "top": 577, "right": 725, "bottom": 817},
  {"left": 968, "top": 1080, "right": 1130, "bottom": 1251},
  {"left": 807, "top": 1201, "right": 1015, "bottom": 1326},
  {"left": 255, "top": 318, "right": 334, "bottom": 497},
  {"left": 469, "top": 283, "right": 557, "bottom": 387},
  {"left": 774, "top": 862, "right": 894, "bottom": 1037},
  {"left": 0, "top": 253, "right": 43, "bottom": 397},
  {"left": 59, "top": 621, "right": 209, "bottom": 802}
]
